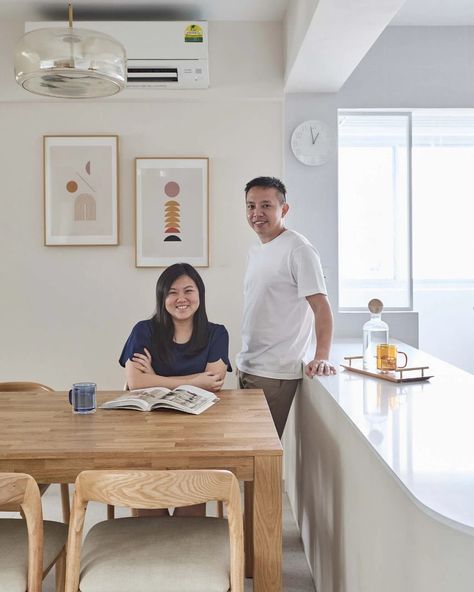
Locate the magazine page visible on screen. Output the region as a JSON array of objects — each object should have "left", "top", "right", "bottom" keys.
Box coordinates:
[
  {"left": 151, "top": 385, "right": 219, "bottom": 415},
  {"left": 100, "top": 388, "right": 171, "bottom": 411},
  {"left": 173, "top": 384, "right": 217, "bottom": 400}
]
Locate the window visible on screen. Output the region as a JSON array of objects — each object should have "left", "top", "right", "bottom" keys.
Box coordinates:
[
  {"left": 412, "top": 113, "right": 474, "bottom": 283},
  {"left": 339, "top": 110, "right": 474, "bottom": 372},
  {"left": 338, "top": 112, "right": 412, "bottom": 309}
]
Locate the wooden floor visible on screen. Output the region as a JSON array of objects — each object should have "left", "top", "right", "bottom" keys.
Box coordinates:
[{"left": 39, "top": 484, "right": 315, "bottom": 592}]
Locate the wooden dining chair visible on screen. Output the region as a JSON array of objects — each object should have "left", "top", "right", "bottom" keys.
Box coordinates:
[
  {"left": 0, "top": 381, "right": 71, "bottom": 523},
  {"left": 0, "top": 472, "right": 68, "bottom": 592},
  {"left": 65, "top": 469, "right": 244, "bottom": 592}
]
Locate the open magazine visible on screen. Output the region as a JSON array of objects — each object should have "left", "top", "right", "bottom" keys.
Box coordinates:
[{"left": 100, "top": 385, "right": 219, "bottom": 415}]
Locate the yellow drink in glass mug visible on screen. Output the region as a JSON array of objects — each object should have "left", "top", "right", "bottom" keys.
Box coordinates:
[{"left": 376, "top": 344, "right": 408, "bottom": 372}]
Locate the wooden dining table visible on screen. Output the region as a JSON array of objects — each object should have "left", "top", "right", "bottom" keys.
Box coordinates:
[{"left": 0, "top": 388, "right": 283, "bottom": 592}]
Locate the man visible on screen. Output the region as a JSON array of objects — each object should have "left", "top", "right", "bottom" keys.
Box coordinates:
[{"left": 236, "top": 176, "right": 336, "bottom": 438}]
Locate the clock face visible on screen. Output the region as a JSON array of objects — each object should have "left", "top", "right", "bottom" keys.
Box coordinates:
[{"left": 290, "top": 120, "right": 335, "bottom": 166}]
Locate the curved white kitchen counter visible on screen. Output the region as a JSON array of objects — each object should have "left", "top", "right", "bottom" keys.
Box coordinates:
[
  {"left": 323, "top": 340, "right": 474, "bottom": 532},
  {"left": 284, "top": 339, "right": 474, "bottom": 592}
]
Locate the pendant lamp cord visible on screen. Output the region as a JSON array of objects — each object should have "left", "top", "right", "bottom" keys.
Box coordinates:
[{"left": 67, "top": 2, "right": 74, "bottom": 67}]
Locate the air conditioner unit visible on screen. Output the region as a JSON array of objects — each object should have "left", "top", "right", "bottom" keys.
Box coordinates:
[{"left": 25, "top": 21, "right": 209, "bottom": 89}]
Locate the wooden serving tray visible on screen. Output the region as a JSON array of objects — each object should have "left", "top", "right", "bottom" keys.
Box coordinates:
[{"left": 341, "top": 356, "right": 433, "bottom": 383}]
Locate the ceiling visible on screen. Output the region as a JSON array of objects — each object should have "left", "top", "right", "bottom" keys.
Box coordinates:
[
  {"left": 1, "top": 0, "right": 474, "bottom": 24},
  {"left": 0, "top": 0, "right": 289, "bottom": 22},
  {"left": 391, "top": 0, "right": 474, "bottom": 25}
]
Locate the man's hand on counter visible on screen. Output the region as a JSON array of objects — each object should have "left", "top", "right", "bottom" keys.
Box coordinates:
[{"left": 305, "top": 359, "right": 337, "bottom": 377}]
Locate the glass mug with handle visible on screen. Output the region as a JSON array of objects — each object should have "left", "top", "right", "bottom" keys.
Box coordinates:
[
  {"left": 376, "top": 344, "right": 408, "bottom": 372},
  {"left": 68, "top": 382, "right": 97, "bottom": 414}
]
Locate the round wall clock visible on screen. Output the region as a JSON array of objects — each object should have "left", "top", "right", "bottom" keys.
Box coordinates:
[{"left": 290, "top": 120, "right": 335, "bottom": 166}]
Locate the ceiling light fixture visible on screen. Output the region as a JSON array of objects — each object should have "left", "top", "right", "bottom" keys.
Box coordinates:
[{"left": 14, "top": 2, "right": 127, "bottom": 99}]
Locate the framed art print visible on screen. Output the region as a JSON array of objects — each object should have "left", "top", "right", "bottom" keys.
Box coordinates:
[
  {"left": 44, "top": 135, "right": 119, "bottom": 245},
  {"left": 135, "top": 157, "right": 209, "bottom": 267}
]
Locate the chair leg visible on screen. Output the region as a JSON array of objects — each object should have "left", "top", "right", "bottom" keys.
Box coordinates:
[
  {"left": 107, "top": 504, "right": 115, "bottom": 519},
  {"left": 38, "top": 483, "right": 51, "bottom": 496},
  {"left": 60, "top": 484, "right": 70, "bottom": 523},
  {"left": 55, "top": 548, "right": 66, "bottom": 592}
]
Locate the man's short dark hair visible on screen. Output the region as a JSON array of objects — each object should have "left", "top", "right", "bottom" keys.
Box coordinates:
[{"left": 244, "top": 176, "right": 287, "bottom": 204}]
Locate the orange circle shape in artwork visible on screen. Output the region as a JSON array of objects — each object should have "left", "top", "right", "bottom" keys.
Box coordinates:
[
  {"left": 164, "top": 181, "right": 180, "bottom": 197},
  {"left": 66, "top": 180, "right": 78, "bottom": 193}
]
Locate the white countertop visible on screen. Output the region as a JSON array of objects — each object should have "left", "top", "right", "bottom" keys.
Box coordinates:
[{"left": 313, "top": 339, "right": 474, "bottom": 533}]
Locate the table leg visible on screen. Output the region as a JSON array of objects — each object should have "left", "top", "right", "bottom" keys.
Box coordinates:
[
  {"left": 244, "top": 481, "right": 254, "bottom": 578},
  {"left": 253, "top": 455, "right": 282, "bottom": 592},
  {"left": 60, "top": 484, "right": 70, "bottom": 524}
]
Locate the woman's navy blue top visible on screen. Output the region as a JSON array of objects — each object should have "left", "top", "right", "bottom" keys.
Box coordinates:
[{"left": 119, "top": 319, "right": 232, "bottom": 376}]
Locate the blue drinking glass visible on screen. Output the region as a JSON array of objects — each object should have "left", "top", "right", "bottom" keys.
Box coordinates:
[{"left": 68, "top": 382, "right": 97, "bottom": 414}]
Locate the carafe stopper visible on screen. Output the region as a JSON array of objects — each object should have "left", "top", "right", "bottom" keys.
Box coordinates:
[{"left": 368, "top": 298, "right": 383, "bottom": 314}]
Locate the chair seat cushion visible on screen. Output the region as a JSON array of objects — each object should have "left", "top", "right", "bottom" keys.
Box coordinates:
[
  {"left": 0, "top": 519, "right": 67, "bottom": 592},
  {"left": 79, "top": 516, "right": 231, "bottom": 592}
]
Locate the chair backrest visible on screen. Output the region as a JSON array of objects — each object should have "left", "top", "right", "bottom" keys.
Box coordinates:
[
  {"left": 0, "top": 473, "right": 43, "bottom": 592},
  {"left": 0, "top": 382, "right": 54, "bottom": 392},
  {"left": 66, "top": 469, "right": 244, "bottom": 592}
]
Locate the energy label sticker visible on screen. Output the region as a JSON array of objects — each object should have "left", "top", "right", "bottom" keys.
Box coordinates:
[{"left": 184, "top": 24, "right": 204, "bottom": 43}]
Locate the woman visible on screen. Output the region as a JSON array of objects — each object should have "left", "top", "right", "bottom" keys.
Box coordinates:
[
  {"left": 119, "top": 263, "right": 232, "bottom": 516},
  {"left": 120, "top": 263, "right": 231, "bottom": 392}
]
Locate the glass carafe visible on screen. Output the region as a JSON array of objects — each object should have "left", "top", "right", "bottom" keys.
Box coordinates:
[{"left": 363, "top": 299, "right": 389, "bottom": 370}]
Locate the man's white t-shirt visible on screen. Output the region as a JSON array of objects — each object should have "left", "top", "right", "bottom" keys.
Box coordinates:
[{"left": 237, "top": 229, "right": 327, "bottom": 380}]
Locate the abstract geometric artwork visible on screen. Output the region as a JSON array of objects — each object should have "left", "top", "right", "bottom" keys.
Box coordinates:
[
  {"left": 164, "top": 181, "right": 181, "bottom": 241},
  {"left": 135, "top": 158, "right": 208, "bottom": 267},
  {"left": 44, "top": 136, "right": 118, "bottom": 245}
]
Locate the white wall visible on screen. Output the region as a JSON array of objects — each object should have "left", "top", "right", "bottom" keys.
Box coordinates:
[{"left": 0, "top": 21, "right": 283, "bottom": 389}]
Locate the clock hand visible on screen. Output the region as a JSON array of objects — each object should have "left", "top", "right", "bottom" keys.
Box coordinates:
[{"left": 312, "top": 130, "right": 320, "bottom": 145}]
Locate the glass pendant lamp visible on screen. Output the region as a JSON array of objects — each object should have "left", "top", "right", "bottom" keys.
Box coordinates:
[{"left": 14, "top": 2, "right": 127, "bottom": 99}]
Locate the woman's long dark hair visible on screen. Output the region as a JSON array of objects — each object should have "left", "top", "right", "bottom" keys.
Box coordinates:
[{"left": 151, "top": 263, "right": 209, "bottom": 365}]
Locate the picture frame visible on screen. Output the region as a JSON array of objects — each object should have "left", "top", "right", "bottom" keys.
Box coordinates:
[
  {"left": 135, "top": 157, "right": 209, "bottom": 267},
  {"left": 43, "top": 135, "right": 119, "bottom": 245}
]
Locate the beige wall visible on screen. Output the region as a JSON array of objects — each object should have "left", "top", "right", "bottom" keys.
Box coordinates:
[{"left": 0, "top": 21, "right": 283, "bottom": 389}]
